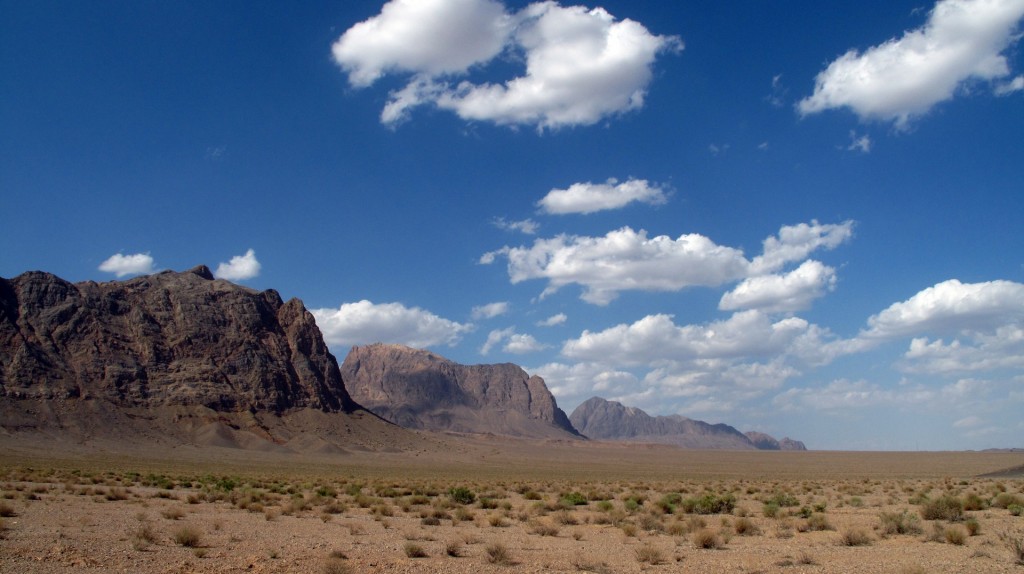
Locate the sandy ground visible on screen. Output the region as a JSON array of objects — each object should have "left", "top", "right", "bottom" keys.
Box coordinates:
[{"left": 1, "top": 438, "right": 1023, "bottom": 573}]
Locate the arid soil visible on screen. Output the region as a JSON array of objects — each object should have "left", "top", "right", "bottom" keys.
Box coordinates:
[{"left": 1, "top": 437, "right": 1022, "bottom": 574}]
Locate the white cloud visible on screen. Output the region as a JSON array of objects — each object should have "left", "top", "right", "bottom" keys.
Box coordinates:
[
  {"left": 332, "top": 0, "right": 512, "bottom": 87},
  {"left": 471, "top": 301, "right": 510, "bottom": 320},
  {"left": 531, "top": 361, "right": 640, "bottom": 399},
  {"left": 214, "top": 249, "right": 261, "bottom": 281},
  {"left": 719, "top": 260, "right": 837, "bottom": 314},
  {"left": 483, "top": 220, "right": 853, "bottom": 305},
  {"left": 864, "top": 279, "right": 1024, "bottom": 338},
  {"left": 774, "top": 379, "right": 936, "bottom": 411},
  {"left": 333, "top": 0, "right": 681, "bottom": 128},
  {"left": 537, "top": 313, "right": 567, "bottom": 327},
  {"left": 847, "top": 131, "right": 871, "bottom": 153},
  {"left": 798, "top": 0, "right": 1024, "bottom": 126},
  {"left": 492, "top": 217, "right": 539, "bottom": 234},
  {"left": 481, "top": 326, "right": 547, "bottom": 354},
  {"left": 750, "top": 220, "right": 854, "bottom": 275},
  {"left": 900, "top": 326, "right": 1024, "bottom": 374},
  {"left": 995, "top": 74, "right": 1024, "bottom": 94},
  {"left": 562, "top": 310, "right": 817, "bottom": 365},
  {"left": 312, "top": 300, "right": 472, "bottom": 349},
  {"left": 98, "top": 252, "right": 155, "bottom": 277},
  {"left": 537, "top": 178, "right": 668, "bottom": 214},
  {"left": 483, "top": 227, "right": 749, "bottom": 305}
]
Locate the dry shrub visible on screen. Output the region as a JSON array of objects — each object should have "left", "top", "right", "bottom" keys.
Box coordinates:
[
  {"left": 692, "top": 528, "right": 723, "bottom": 549},
  {"left": 733, "top": 516, "right": 760, "bottom": 536},
  {"left": 879, "top": 510, "right": 922, "bottom": 536},
  {"left": 839, "top": 527, "right": 872, "bottom": 546},
  {"left": 634, "top": 544, "right": 665, "bottom": 565},
  {"left": 161, "top": 507, "right": 185, "bottom": 520},
  {"left": 805, "top": 513, "right": 833, "bottom": 531},
  {"left": 131, "top": 521, "right": 158, "bottom": 551},
  {"left": 943, "top": 526, "right": 967, "bottom": 545},
  {"left": 445, "top": 540, "right": 463, "bottom": 557},
  {"left": 0, "top": 502, "right": 16, "bottom": 517},
  {"left": 920, "top": 495, "right": 964, "bottom": 521},
  {"left": 529, "top": 520, "right": 559, "bottom": 537},
  {"left": 485, "top": 542, "right": 514, "bottom": 565},
  {"left": 172, "top": 525, "right": 202, "bottom": 547},
  {"left": 403, "top": 542, "right": 427, "bottom": 558}
]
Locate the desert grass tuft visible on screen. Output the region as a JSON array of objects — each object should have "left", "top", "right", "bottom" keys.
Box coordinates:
[
  {"left": 172, "top": 525, "right": 202, "bottom": 547},
  {"left": 692, "top": 528, "right": 723, "bottom": 549},
  {"left": 634, "top": 543, "right": 666, "bottom": 564},
  {"left": 485, "top": 542, "right": 514, "bottom": 565},
  {"left": 839, "top": 527, "right": 872, "bottom": 546},
  {"left": 403, "top": 542, "right": 428, "bottom": 557}
]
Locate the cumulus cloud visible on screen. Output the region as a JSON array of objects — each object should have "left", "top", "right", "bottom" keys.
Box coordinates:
[
  {"left": 333, "top": 0, "right": 681, "bottom": 128},
  {"left": 900, "top": 326, "right": 1024, "bottom": 374},
  {"left": 471, "top": 301, "right": 510, "bottom": 320},
  {"left": 531, "top": 361, "right": 640, "bottom": 399},
  {"left": 863, "top": 279, "right": 1024, "bottom": 338},
  {"left": 537, "top": 312, "right": 567, "bottom": 327},
  {"left": 537, "top": 178, "right": 668, "bottom": 215},
  {"left": 719, "top": 260, "right": 838, "bottom": 314},
  {"left": 332, "top": 0, "right": 511, "bottom": 87},
  {"left": 798, "top": 0, "right": 1024, "bottom": 126},
  {"left": 483, "top": 220, "right": 853, "bottom": 305},
  {"left": 312, "top": 300, "right": 472, "bottom": 349},
  {"left": 481, "top": 326, "right": 547, "bottom": 354},
  {"left": 750, "top": 220, "right": 854, "bottom": 275},
  {"left": 482, "top": 227, "right": 749, "bottom": 305},
  {"left": 561, "top": 310, "right": 818, "bottom": 365},
  {"left": 98, "top": 252, "right": 155, "bottom": 277},
  {"left": 214, "top": 249, "right": 261, "bottom": 281}
]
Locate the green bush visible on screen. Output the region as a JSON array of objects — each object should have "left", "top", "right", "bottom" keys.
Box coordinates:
[
  {"left": 560, "top": 491, "right": 588, "bottom": 506},
  {"left": 920, "top": 495, "right": 964, "bottom": 522},
  {"left": 765, "top": 492, "right": 800, "bottom": 508},
  {"left": 879, "top": 510, "right": 922, "bottom": 535},
  {"left": 448, "top": 487, "right": 476, "bottom": 505},
  {"left": 681, "top": 493, "right": 736, "bottom": 515}
]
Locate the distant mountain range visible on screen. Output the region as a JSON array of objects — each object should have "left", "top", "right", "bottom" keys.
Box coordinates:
[
  {"left": 570, "top": 396, "right": 805, "bottom": 451},
  {"left": 1, "top": 267, "right": 804, "bottom": 451}
]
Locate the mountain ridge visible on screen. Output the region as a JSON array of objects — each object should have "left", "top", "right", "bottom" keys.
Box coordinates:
[
  {"left": 340, "top": 343, "right": 581, "bottom": 439},
  {"left": 569, "top": 396, "right": 806, "bottom": 450}
]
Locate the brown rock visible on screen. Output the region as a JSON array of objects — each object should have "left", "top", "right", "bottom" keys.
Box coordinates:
[
  {"left": 0, "top": 266, "right": 357, "bottom": 414},
  {"left": 339, "top": 343, "right": 581, "bottom": 439}
]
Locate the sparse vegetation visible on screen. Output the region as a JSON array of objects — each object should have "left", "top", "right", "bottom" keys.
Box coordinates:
[
  {"left": 634, "top": 543, "right": 665, "bottom": 564},
  {"left": 172, "top": 525, "right": 202, "bottom": 547},
  {"left": 920, "top": 495, "right": 964, "bottom": 521},
  {"left": 839, "top": 527, "right": 872, "bottom": 546},
  {"left": 485, "top": 542, "right": 514, "bottom": 565}
]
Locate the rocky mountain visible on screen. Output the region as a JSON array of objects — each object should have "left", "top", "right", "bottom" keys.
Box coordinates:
[
  {"left": 0, "top": 266, "right": 406, "bottom": 452},
  {"left": 340, "top": 343, "right": 581, "bottom": 439},
  {"left": 745, "top": 431, "right": 807, "bottom": 451},
  {"left": 569, "top": 397, "right": 806, "bottom": 450}
]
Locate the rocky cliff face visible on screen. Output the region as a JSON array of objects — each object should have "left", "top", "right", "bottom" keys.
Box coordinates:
[
  {"left": 0, "top": 266, "right": 358, "bottom": 414},
  {"left": 340, "top": 343, "right": 580, "bottom": 439},
  {"left": 570, "top": 397, "right": 806, "bottom": 450}
]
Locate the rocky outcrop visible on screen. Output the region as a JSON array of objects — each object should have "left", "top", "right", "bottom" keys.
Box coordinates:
[
  {"left": 0, "top": 266, "right": 358, "bottom": 414},
  {"left": 570, "top": 397, "right": 806, "bottom": 450},
  {"left": 340, "top": 343, "right": 581, "bottom": 439},
  {"left": 745, "top": 431, "right": 807, "bottom": 451}
]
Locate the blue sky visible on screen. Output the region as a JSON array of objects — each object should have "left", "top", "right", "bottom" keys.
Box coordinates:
[{"left": 2, "top": 0, "right": 1023, "bottom": 450}]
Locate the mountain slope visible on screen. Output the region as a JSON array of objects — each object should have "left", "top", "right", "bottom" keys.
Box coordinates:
[
  {"left": 340, "top": 343, "right": 581, "bottom": 439},
  {"left": 0, "top": 266, "right": 407, "bottom": 452},
  {"left": 570, "top": 397, "right": 806, "bottom": 450}
]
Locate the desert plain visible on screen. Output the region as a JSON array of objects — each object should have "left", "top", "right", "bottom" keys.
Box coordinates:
[{"left": 1, "top": 434, "right": 1022, "bottom": 574}]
